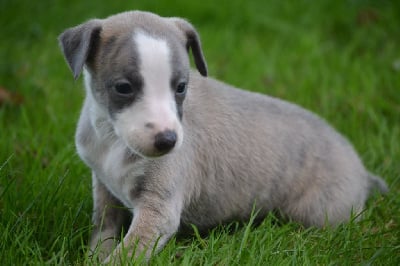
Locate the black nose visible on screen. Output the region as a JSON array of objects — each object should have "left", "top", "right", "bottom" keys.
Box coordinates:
[{"left": 154, "top": 130, "right": 177, "bottom": 153}]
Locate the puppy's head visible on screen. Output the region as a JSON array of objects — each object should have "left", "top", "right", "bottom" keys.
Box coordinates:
[{"left": 58, "top": 11, "right": 207, "bottom": 157}]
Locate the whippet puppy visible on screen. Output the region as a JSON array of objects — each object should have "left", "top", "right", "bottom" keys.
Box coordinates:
[{"left": 58, "top": 10, "right": 388, "bottom": 262}]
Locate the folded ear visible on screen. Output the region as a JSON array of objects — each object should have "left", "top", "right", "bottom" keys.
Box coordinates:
[
  {"left": 58, "top": 20, "right": 102, "bottom": 79},
  {"left": 171, "top": 18, "right": 208, "bottom": 77}
]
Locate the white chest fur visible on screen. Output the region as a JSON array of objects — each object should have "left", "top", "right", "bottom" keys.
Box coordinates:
[
  {"left": 75, "top": 92, "right": 146, "bottom": 209},
  {"left": 79, "top": 130, "right": 146, "bottom": 209}
]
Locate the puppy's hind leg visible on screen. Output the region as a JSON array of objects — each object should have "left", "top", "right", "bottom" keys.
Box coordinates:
[{"left": 89, "top": 173, "right": 132, "bottom": 261}]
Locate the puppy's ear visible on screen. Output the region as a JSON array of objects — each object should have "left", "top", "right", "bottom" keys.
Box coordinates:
[
  {"left": 58, "top": 20, "right": 102, "bottom": 80},
  {"left": 171, "top": 18, "right": 208, "bottom": 77}
]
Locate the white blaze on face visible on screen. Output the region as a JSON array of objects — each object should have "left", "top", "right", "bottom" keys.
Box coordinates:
[
  {"left": 135, "top": 32, "right": 177, "bottom": 129},
  {"left": 113, "top": 31, "right": 183, "bottom": 157}
]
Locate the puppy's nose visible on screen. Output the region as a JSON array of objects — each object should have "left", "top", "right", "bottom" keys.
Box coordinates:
[{"left": 154, "top": 130, "right": 177, "bottom": 153}]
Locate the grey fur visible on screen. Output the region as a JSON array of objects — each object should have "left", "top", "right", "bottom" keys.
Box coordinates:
[
  {"left": 58, "top": 20, "right": 102, "bottom": 79},
  {"left": 58, "top": 11, "right": 388, "bottom": 262}
]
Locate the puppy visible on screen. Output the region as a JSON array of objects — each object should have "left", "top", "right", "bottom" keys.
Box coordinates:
[{"left": 58, "top": 11, "right": 388, "bottom": 262}]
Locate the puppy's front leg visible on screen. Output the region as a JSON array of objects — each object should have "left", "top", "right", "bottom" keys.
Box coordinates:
[
  {"left": 104, "top": 197, "right": 181, "bottom": 263},
  {"left": 90, "top": 173, "right": 131, "bottom": 260}
]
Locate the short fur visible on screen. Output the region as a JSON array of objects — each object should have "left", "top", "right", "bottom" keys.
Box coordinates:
[{"left": 58, "top": 11, "right": 388, "bottom": 262}]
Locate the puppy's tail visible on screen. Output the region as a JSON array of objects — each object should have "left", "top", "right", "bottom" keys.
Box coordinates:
[{"left": 368, "top": 173, "right": 389, "bottom": 195}]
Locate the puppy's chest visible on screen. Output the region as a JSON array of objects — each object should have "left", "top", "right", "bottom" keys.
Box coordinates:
[{"left": 77, "top": 130, "right": 145, "bottom": 208}]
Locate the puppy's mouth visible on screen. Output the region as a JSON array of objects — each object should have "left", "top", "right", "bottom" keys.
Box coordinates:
[{"left": 128, "top": 147, "right": 175, "bottom": 159}]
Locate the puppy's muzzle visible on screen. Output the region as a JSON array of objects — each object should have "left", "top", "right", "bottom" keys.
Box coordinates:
[{"left": 154, "top": 130, "right": 177, "bottom": 154}]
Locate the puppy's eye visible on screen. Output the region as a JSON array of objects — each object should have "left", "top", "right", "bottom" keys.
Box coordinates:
[
  {"left": 114, "top": 82, "right": 133, "bottom": 95},
  {"left": 176, "top": 82, "right": 187, "bottom": 95}
]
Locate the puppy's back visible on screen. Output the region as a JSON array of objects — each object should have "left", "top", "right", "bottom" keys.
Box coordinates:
[{"left": 176, "top": 72, "right": 375, "bottom": 228}]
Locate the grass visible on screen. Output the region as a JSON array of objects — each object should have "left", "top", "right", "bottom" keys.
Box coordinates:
[{"left": 1, "top": 0, "right": 399, "bottom": 264}]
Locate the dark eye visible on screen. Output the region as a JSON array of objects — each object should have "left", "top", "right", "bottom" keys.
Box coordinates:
[
  {"left": 114, "top": 82, "right": 133, "bottom": 95},
  {"left": 176, "top": 82, "right": 187, "bottom": 95}
]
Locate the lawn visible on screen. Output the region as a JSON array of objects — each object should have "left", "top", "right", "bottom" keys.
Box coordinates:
[{"left": 1, "top": 0, "right": 399, "bottom": 265}]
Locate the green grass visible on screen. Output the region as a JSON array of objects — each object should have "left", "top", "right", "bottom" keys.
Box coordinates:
[{"left": 1, "top": 0, "right": 399, "bottom": 264}]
